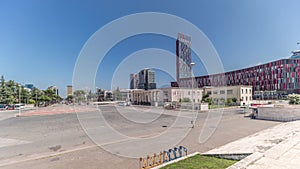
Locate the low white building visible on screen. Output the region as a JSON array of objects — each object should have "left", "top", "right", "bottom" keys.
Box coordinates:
[
  {"left": 204, "top": 85, "right": 253, "bottom": 106},
  {"left": 129, "top": 87, "right": 203, "bottom": 106}
]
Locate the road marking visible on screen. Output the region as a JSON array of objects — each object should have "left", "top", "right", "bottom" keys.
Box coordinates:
[{"left": 0, "top": 137, "right": 30, "bottom": 148}]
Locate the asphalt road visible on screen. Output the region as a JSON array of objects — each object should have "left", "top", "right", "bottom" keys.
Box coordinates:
[{"left": 0, "top": 104, "right": 281, "bottom": 169}]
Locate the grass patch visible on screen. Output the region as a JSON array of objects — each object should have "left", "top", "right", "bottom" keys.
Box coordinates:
[
  {"left": 209, "top": 105, "right": 229, "bottom": 109},
  {"left": 161, "top": 154, "right": 237, "bottom": 169}
]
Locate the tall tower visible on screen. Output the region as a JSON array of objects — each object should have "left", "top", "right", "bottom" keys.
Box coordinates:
[
  {"left": 67, "top": 85, "right": 73, "bottom": 95},
  {"left": 137, "top": 68, "right": 156, "bottom": 90},
  {"left": 176, "top": 33, "right": 192, "bottom": 86},
  {"left": 130, "top": 73, "right": 140, "bottom": 89}
]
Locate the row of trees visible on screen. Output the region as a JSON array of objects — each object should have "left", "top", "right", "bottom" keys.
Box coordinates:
[
  {"left": 202, "top": 94, "right": 238, "bottom": 106},
  {"left": 66, "top": 90, "right": 97, "bottom": 103},
  {"left": 0, "top": 76, "right": 62, "bottom": 106},
  {"left": 65, "top": 87, "right": 124, "bottom": 104}
]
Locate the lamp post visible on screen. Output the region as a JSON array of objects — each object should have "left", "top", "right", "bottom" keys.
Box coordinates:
[
  {"left": 18, "top": 84, "right": 21, "bottom": 117},
  {"left": 35, "top": 90, "right": 38, "bottom": 108},
  {"left": 190, "top": 62, "right": 195, "bottom": 128}
]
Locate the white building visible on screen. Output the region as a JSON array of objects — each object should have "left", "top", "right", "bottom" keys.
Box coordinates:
[
  {"left": 204, "top": 85, "right": 253, "bottom": 106},
  {"left": 129, "top": 87, "right": 203, "bottom": 106}
]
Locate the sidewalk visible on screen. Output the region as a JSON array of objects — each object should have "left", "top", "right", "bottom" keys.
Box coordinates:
[{"left": 203, "top": 120, "right": 300, "bottom": 168}]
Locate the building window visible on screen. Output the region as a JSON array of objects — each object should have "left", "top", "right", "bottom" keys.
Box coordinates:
[
  {"left": 241, "top": 97, "right": 243, "bottom": 101},
  {"left": 245, "top": 89, "right": 247, "bottom": 94},
  {"left": 213, "top": 91, "right": 218, "bottom": 94},
  {"left": 220, "top": 90, "right": 225, "bottom": 94},
  {"left": 188, "top": 91, "right": 190, "bottom": 95},
  {"left": 246, "top": 96, "right": 248, "bottom": 101},
  {"left": 241, "top": 89, "right": 243, "bottom": 94},
  {"left": 227, "top": 90, "right": 233, "bottom": 94}
]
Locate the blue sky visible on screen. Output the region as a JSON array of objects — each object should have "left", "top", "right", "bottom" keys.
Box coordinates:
[{"left": 0, "top": 0, "right": 300, "bottom": 97}]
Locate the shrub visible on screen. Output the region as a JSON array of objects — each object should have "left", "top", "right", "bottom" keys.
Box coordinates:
[
  {"left": 288, "top": 93, "right": 300, "bottom": 104},
  {"left": 28, "top": 99, "right": 35, "bottom": 104}
]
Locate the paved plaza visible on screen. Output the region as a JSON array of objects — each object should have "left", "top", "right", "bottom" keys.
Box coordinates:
[
  {"left": 0, "top": 104, "right": 281, "bottom": 169},
  {"left": 204, "top": 120, "right": 300, "bottom": 169}
]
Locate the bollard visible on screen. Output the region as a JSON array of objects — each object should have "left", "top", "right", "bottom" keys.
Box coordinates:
[
  {"left": 147, "top": 155, "right": 150, "bottom": 167},
  {"left": 139, "top": 146, "right": 188, "bottom": 169},
  {"left": 150, "top": 153, "right": 156, "bottom": 167},
  {"left": 168, "top": 149, "right": 175, "bottom": 161},
  {"left": 139, "top": 157, "right": 143, "bottom": 169},
  {"left": 158, "top": 152, "right": 163, "bottom": 165},
  {"left": 163, "top": 151, "right": 169, "bottom": 163},
  {"left": 179, "top": 146, "right": 188, "bottom": 156},
  {"left": 173, "top": 147, "right": 178, "bottom": 159},
  {"left": 178, "top": 147, "right": 183, "bottom": 157}
]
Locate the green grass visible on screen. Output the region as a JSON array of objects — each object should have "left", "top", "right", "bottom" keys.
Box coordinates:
[
  {"left": 209, "top": 104, "right": 230, "bottom": 109},
  {"left": 161, "top": 154, "right": 237, "bottom": 169}
]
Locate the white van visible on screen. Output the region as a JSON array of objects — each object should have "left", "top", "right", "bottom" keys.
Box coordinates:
[{"left": 14, "top": 104, "right": 25, "bottom": 110}]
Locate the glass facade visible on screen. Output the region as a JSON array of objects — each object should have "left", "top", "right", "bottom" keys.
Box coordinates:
[{"left": 188, "top": 58, "right": 300, "bottom": 94}]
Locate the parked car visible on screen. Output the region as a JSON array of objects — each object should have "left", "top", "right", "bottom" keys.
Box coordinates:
[
  {"left": 14, "top": 104, "right": 25, "bottom": 110},
  {"left": 0, "top": 104, "right": 6, "bottom": 110},
  {"left": 6, "top": 104, "right": 15, "bottom": 110}
]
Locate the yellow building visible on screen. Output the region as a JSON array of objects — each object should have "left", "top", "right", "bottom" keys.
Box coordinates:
[{"left": 67, "top": 85, "right": 73, "bottom": 96}]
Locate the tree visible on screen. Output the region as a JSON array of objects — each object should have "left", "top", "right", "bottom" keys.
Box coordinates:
[
  {"left": 31, "top": 87, "right": 40, "bottom": 106},
  {"left": 202, "top": 94, "right": 212, "bottom": 105},
  {"left": 73, "top": 90, "right": 86, "bottom": 103},
  {"left": 113, "top": 87, "right": 122, "bottom": 101},
  {"left": 288, "top": 93, "right": 300, "bottom": 104},
  {"left": 179, "top": 97, "right": 191, "bottom": 103},
  {"left": 202, "top": 94, "right": 210, "bottom": 102},
  {"left": 0, "top": 76, "right": 8, "bottom": 103},
  {"left": 28, "top": 99, "right": 35, "bottom": 104},
  {"left": 226, "top": 98, "right": 232, "bottom": 104},
  {"left": 86, "top": 90, "right": 96, "bottom": 102},
  {"left": 66, "top": 95, "right": 74, "bottom": 103},
  {"left": 232, "top": 98, "right": 237, "bottom": 103}
]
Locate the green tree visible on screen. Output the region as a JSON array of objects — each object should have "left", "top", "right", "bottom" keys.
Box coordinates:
[
  {"left": 202, "top": 94, "right": 210, "bottom": 102},
  {"left": 113, "top": 87, "right": 122, "bottom": 101},
  {"left": 288, "top": 93, "right": 300, "bottom": 104},
  {"left": 73, "top": 90, "right": 86, "bottom": 103},
  {"left": 0, "top": 76, "right": 8, "bottom": 103},
  {"left": 232, "top": 98, "right": 237, "bottom": 103},
  {"left": 179, "top": 97, "right": 191, "bottom": 103},
  {"left": 66, "top": 94, "right": 74, "bottom": 103},
  {"left": 226, "top": 98, "right": 232, "bottom": 104},
  {"left": 28, "top": 99, "right": 35, "bottom": 104}
]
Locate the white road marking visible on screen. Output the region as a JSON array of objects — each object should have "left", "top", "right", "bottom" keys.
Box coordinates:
[{"left": 0, "top": 137, "right": 30, "bottom": 148}]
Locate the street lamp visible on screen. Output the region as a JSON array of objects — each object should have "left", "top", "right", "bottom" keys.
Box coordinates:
[
  {"left": 35, "top": 90, "right": 38, "bottom": 108},
  {"left": 18, "top": 84, "right": 21, "bottom": 117},
  {"left": 190, "top": 62, "right": 195, "bottom": 128}
]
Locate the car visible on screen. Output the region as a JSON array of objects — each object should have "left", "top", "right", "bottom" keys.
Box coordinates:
[
  {"left": 0, "top": 104, "right": 6, "bottom": 111},
  {"left": 14, "top": 104, "right": 25, "bottom": 110},
  {"left": 6, "top": 104, "right": 15, "bottom": 110}
]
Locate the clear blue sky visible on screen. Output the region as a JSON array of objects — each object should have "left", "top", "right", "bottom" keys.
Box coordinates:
[{"left": 1, "top": 0, "right": 300, "bottom": 97}]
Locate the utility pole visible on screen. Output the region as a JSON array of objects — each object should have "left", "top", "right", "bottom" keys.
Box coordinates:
[{"left": 190, "top": 62, "right": 195, "bottom": 128}]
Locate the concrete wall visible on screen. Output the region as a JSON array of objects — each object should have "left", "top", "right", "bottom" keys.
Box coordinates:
[{"left": 257, "top": 106, "right": 300, "bottom": 122}]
